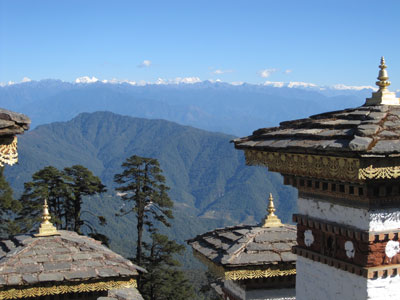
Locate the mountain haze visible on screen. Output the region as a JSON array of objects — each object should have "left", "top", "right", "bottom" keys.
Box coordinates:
[
  {"left": 0, "top": 80, "right": 369, "bottom": 136},
  {"left": 5, "top": 112, "right": 297, "bottom": 258}
]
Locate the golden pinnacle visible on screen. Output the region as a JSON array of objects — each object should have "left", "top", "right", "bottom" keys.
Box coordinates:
[
  {"left": 262, "top": 193, "right": 282, "bottom": 228},
  {"left": 365, "top": 57, "right": 400, "bottom": 106},
  {"left": 376, "top": 56, "right": 391, "bottom": 91},
  {"left": 35, "top": 199, "right": 60, "bottom": 237},
  {"left": 267, "top": 193, "right": 276, "bottom": 216}
]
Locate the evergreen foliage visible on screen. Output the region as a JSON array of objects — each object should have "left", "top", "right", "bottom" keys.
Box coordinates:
[
  {"left": 114, "top": 156, "right": 173, "bottom": 266},
  {"left": 115, "top": 156, "right": 195, "bottom": 298},
  {"left": 140, "top": 232, "right": 195, "bottom": 300},
  {"left": 0, "top": 167, "right": 20, "bottom": 237},
  {"left": 18, "top": 165, "right": 107, "bottom": 237},
  {"left": 4, "top": 112, "right": 297, "bottom": 262},
  {"left": 64, "top": 165, "right": 107, "bottom": 233}
]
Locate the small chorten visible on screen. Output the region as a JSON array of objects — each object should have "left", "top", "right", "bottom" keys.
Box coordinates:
[
  {"left": 34, "top": 198, "right": 60, "bottom": 237},
  {"left": 188, "top": 192, "right": 296, "bottom": 300},
  {"left": 262, "top": 193, "right": 283, "bottom": 227},
  {"left": 365, "top": 56, "right": 400, "bottom": 105}
]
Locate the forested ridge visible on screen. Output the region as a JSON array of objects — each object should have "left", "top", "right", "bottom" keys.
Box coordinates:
[{"left": 4, "top": 111, "right": 297, "bottom": 264}]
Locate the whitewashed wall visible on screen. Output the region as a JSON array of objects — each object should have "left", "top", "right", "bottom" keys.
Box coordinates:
[
  {"left": 296, "top": 256, "right": 367, "bottom": 300},
  {"left": 246, "top": 288, "right": 295, "bottom": 300},
  {"left": 297, "top": 256, "right": 400, "bottom": 300},
  {"left": 298, "top": 196, "right": 400, "bottom": 231},
  {"left": 224, "top": 280, "right": 246, "bottom": 300}
]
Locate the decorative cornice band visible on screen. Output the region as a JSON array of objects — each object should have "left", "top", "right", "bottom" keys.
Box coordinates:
[
  {"left": 244, "top": 150, "right": 400, "bottom": 181},
  {"left": 193, "top": 250, "right": 296, "bottom": 280},
  {"left": 293, "top": 247, "right": 367, "bottom": 277},
  {"left": 0, "top": 278, "right": 137, "bottom": 300},
  {"left": 293, "top": 214, "right": 400, "bottom": 242},
  {"left": 224, "top": 268, "right": 296, "bottom": 281},
  {"left": 358, "top": 165, "right": 400, "bottom": 180},
  {"left": 0, "top": 136, "right": 18, "bottom": 167},
  {"left": 293, "top": 247, "right": 400, "bottom": 279}
]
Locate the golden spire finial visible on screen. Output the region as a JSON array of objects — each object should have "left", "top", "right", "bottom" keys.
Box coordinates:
[
  {"left": 376, "top": 56, "right": 391, "bottom": 91},
  {"left": 365, "top": 57, "right": 400, "bottom": 106},
  {"left": 35, "top": 199, "right": 59, "bottom": 237},
  {"left": 261, "top": 193, "right": 282, "bottom": 227}
]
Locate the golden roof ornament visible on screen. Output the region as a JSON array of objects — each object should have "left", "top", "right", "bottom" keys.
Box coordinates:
[
  {"left": 35, "top": 199, "right": 60, "bottom": 237},
  {"left": 365, "top": 57, "right": 400, "bottom": 106},
  {"left": 261, "top": 193, "right": 282, "bottom": 227}
]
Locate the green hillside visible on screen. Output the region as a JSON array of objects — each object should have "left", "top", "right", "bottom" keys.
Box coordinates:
[{"left": 5, "top": 111, "right": 297, "bottom": 262}]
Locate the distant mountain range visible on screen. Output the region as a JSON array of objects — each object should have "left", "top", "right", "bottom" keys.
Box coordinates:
[
  {"left": 4, "top": 112, "right": 297, "bottom": 260},
  {"left": 0, "top": 79, "right": 372, "bottom": 136}
]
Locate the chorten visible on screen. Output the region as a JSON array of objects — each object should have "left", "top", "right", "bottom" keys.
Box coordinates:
[
  {"left": 234, "top": 57, "right": 400, "bottom": 299},
  {"left": 0, "top": 200, "right": 145, "bottom": 300},
  {"left": 188, "top": 194, "right": 296, "bottom": 300}
]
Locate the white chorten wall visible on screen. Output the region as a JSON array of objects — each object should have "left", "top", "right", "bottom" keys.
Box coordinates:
[
  {"left": 298, "top": 196, "right": 400, "bottom": 231},
  {"left": 246, "top": 288, "right": 295, "bottom": 300},
  {"left": 296, "top": 196, "right": 400, "bottom": 300},
  {"left": 224, "top": 280, "right": 246, "bottom": 300},
  {"left": 223, "top": 280, "right": 295, "bottom": 300},
  {"left": 297, "top": 256, "right": 400, "bottom": 300}
]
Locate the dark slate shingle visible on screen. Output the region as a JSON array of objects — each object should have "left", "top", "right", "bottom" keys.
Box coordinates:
[
  {"left": 234, "top": 104, "right": 400, "bottom": 156},
  {"left": 0, "top": 230, "right": 143, "bottom": 288},
  {"left": 188, "top": 224, "right": 296, "bottom": 268}
]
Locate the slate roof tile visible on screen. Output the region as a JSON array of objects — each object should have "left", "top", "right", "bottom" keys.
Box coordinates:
[
  {"left": 188, "top": 224, "right": 296, "bottom": 268},
  {"left": 0, "top": 108, "right": 30, "bottom": 136},
  {"left": 234, "top": 104, "right": 400, "bottom": 156},
  {"left": 0, "top": 230, "right": 144, "bottom": 288}
]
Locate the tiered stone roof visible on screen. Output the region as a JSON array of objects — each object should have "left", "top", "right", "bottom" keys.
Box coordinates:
[
  {"left": 0, "top": 231, "right": 144, "bottom": 292},
  {"left": 234, "top": 58, "right": 400, "bottom": 158},
  {"left": 234, "top": 105, "right": 400, "bottom": 157},
  {"left": 0, "top": 109, "right": 30, "bottom": 137},
  {"left": 188, "top": 224, "right": 296, "bottom": 268}
]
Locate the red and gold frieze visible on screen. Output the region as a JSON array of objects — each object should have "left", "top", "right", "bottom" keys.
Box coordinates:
[{"left": 293, "top": 214, "right": 400, "bottom": 278}]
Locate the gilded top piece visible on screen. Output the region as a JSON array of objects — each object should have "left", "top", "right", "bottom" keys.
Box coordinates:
[
  {"left": 262, "top": 193, "right": 283, "bottom": 227},
  {"left": 365, "top": 57, "right": 400, "bottom": 106},
  {"left": 35, "top": 198, "right": 60, "bottom": 237}
]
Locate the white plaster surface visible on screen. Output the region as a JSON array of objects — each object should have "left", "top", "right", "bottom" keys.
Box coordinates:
[
  {"left": 298, "top": 197, "right": 400, "bottom": 231},
  {"left": 224, "top": 280, "right": 246, "bottom": 300},
  {"left": 296, "top": 256, "right": 367, "bottom": 300},
  {"left": 367, "top": 275, "right": 400, "bottom": 299},
  {"left": 297, "top": 256, "right": 400, "bottom": 300},
  {"left": 246, "top": 288, "right": 295, "bottom": 300}
]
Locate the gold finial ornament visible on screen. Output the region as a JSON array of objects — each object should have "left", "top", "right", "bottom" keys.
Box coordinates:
[
  {"left": 365, "top": 57, "right": 400, "bottom": 105},
  {"left": 261, "top": 193, "right": 282, "bottom": 227},
  {"left": 376, "top": 57, "right": 391, "bottom": 90},
  {"left": 35, "top": 199, "right": 60, "bottom": 237}
]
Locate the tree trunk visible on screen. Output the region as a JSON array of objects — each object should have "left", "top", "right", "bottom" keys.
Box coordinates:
[
  {"left": 136, "top": 213, "right": 144, "bottom": 265},
  {"left": 73, "top": 194, "right": 81, "bottom": 233}
]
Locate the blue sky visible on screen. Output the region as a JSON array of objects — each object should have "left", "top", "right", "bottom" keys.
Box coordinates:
[{"left": 1, "top": 0, "right": 400, "bottom": 89}]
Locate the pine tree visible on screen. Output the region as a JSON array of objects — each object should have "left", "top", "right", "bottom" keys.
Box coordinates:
[
  {"left": 18, "top": 165, "right": 107, "bottom": 237},
  {"left": 18, "top": 166, "right": 71, "bottom": 231},
  {"left": 114, "top": 155, "right": 173, "bottom": 266},
  {"left": 64, "top": 165, "right": 107, "bottom": 233},
  {"left": 0, "top": 167, "right": 21, "bottom": 237},
  {"left": 140, "top": 232, "right": 195, "bottom": 300}
]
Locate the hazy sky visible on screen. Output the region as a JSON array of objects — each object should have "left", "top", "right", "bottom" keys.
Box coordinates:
[{"left": 1, "top": 0, "right": 400, "bottom": 89}]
